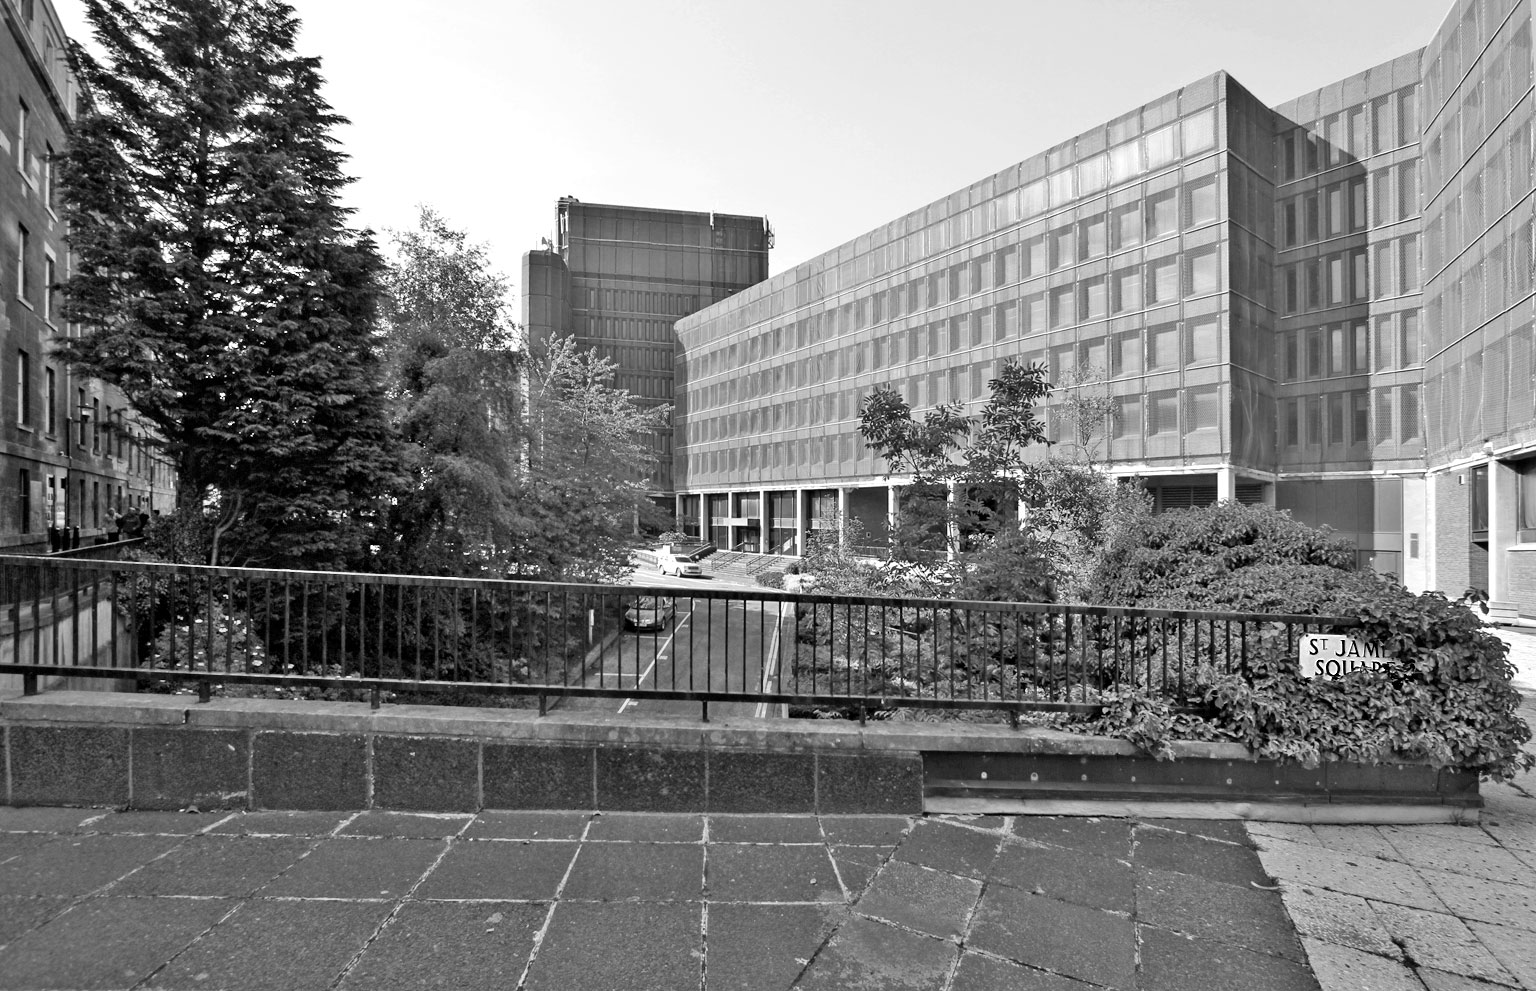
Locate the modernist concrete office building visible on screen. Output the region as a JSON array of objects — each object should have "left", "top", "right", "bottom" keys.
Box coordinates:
[
  {"left": 0, "top": 0, "right": 175, "bottom": 553},
  {"left": 521, "top": 198, "right": 771, "bottom": 496},
  {"left": 671, "top": 0, "right": 1536, "bottom": 619}
]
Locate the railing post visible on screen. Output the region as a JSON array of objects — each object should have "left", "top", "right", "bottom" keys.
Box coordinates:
[
  {"left": 22, "top": 672, "right": 36, "bottom": 696},
  {"left": 538, "top": 691, "right": 547, "bottom": 717},
  {"left": 701, "top": 699, "right": 709, "bottom": 723},
  {"left": 197, "top": 680, "right": 211, "bottom": 704},
  {"left": 370, "top": 685, "right": 381, "bottom": 711}
]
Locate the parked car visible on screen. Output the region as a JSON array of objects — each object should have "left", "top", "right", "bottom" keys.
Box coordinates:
[
  {"left": 625, "top": 596, "right": 676, "bottom": 631},
  {"left": 655, "top": 543, "right": 709, "bottom": 578}
]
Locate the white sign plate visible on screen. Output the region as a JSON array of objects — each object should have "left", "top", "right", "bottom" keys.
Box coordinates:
[{"left": 1298, "top": 634, "right": 1391, "bottom": 678}]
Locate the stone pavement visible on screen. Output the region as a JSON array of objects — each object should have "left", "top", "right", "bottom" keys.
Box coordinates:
[
  {"left": 0, "top": 806, "right": 1317, "bottom": 990},
  {"left": 1247, "top": 624, "right": 1536, "bottom": 991}
]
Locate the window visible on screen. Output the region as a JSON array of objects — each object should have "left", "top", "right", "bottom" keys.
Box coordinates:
[
  {"left": 16, "top": 100, "right": 28, "bottom": 173},
  {"left": 1022, "top": 235, "right": 1045, "bottom": 276},
  {"left": 1326, "top": 394, "right": 1345, "bottom": 444},
  {"left": 92, "top": 480, "right": 100, "bottom": 528},
  {"left": 18, "top": 468, "right": 29, "bottom": 534},
  {"left": 1112, "top": 330, "right": 1142, "bottom": 377},
  {"left": 1185, "top": 315, "right": 1219, "bottom": 364},
  {"left": 16, "top": 223, "right": 29, "bottom": 302},
  {"left": 43, "top": 252, "right": 55, "bottom": 322},
  {"left": 1146, "top": 257, "right": 1178, "bottom": 304},
  {"left": 1400, "top": 311, "right": 1419, "bottom": 365},
  {"left": 1400, "top": 385, "right": 1420, "bottom": 440},
  {"left": 1078, "top": 215, "right": 1106, "bottom": 260},
  {"left": 1049, "top": 226, "right": 1075, "bottom": 269},
  {"left": 91, "top": 397, "right": 100, "bottom": 453},
  {"left": 1471, "top": 465, "right": 1489, "bottom": 536},
  {"left": 1110, "top": 202, "right": 1142, "bottom": 250},
  {"left": 1305, "top": 396, "right": 1323, "bottom": 445},
  {"left": 1149, "top": 391, "right": 1179, "bottom": 434},
  {"left": 1080, "top": 277, "right": 1106, "bottom": 321},
  {"left": 1351, "top": 390, "right": 1369, "bottom": 445},
  {"left": 1145, "top": 190, "right": 1177, "bottom": 239},
  {"left": 1517, "top": 458, "right": 1536, "bottom": 540},
  {"left": 1148, "top": 323, "right": 1180, "bottom": 370},
  {"left": 1185, "top": 245, "right": 1220, "bottom": 296},
  {"left": 1048, "top": 286, "right": 1075, "bottom": 328},
  {"left": 44, "top": 367, "right": 54, "bottom": 435},
  {"left": 15, "top": 350, "right": 29, "bottom": 426},
  {"left": 1111, "top": 267, "right": 1142, "bottom": 313},
  {"left": 1283, "top": 398, "right": 1300, "bottom": 447},
  {"left": 1283, "top": 200, "right": 1298, "bottom": 246}
]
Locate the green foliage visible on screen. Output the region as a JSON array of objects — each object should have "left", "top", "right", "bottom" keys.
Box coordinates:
[
  {"left": 58, "top": 0, "right": 401, "bottom": 568},
  {"left": 1071, "top": 501, "right": 1532, "bottom": 780},
  {"left": 950, "top": 530, "right": 1056, "bottom": 604},
  {"left": 1088, "top": 501, "right": 1359, "bottom": 609},
  {"left": 755, "top": 570, "right": 786, "bottom": 588}
]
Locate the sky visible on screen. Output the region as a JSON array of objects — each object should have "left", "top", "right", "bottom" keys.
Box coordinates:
[{"left": 52, "top": 0, "right": 1457, "bottom": 299}]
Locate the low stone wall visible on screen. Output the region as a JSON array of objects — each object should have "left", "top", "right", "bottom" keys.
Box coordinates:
[{"left": 0, "top": 692, "right": 1482, "bottom": 822}]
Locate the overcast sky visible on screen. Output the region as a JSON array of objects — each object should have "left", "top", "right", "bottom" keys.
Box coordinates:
[{"left": 54, "top": 0, "right": 1455, "bottom": 296}]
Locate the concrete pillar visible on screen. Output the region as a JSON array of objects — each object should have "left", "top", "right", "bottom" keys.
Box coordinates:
[
  {"left": 795, "top": 487, "right": 808, "bottom": 556},
  {"left": 887, "top": 485, "right": 899, "bottom": 549},
  {"left": 699, "top": 494, "right": 709, "bottom": 546},
  {"left": 760, "top": 487, "right": 771, "bottom": 554},
  {"left": 837, "top": 487, "right": 849, "bottom": 547},
  {"left": 1490, "top": 459, "right": 1518, "bottom": 603},
  {"left": 675, "top": 494, "right": 684, "bottom": 533},
  {"left": 1216, "top": 466, "right": 1237, "bottom": 503}
]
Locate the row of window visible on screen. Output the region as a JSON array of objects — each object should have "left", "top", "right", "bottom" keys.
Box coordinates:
[
  {"left": 1280, "top": 235, "right": 1421, "bottom": 314},
  {"left": 14, "top": 222, "right": 60, "bottom": 319},
  {"left": 1277, "top": 162, "right": 1420, "bottom": 248},
  {"left": 593, "top": 343, "right": 671, "bottom": 373},
  {"left": 1423, "top": 0, "right": 1522, "bottom": 118},
  {"left": 12, "top": 469, "right": 151, "bottom": 535},
  {"left": 1423, "top": 117, "right": 1534, "bottom": 274},
  {"left": 1423, "top": 15, "right": 1532, "bottom": 194},
  {"left": 580, "top": 316, "right": 675, "bottom": 344},
  {"left": 13, "top": 350, "right": 155, "bottom": 472},
  {"left": 696, "top": 175, "right": 1224, "bottom": 378},
  {"left": 1277, "top": 313, "right": 1423, "bottom": 382},
  {"left": 1278, "top": 86, "right": 1419, "bottom": 183},
  {"left": 1279, "top": 386, "right": 1422, "bottom": 448},
  {"left": 1425, "top": 216, "right": 1535, "bottom": 352},
  {"left": 576, "top": 287, "right": 700, "bottom": 318}
]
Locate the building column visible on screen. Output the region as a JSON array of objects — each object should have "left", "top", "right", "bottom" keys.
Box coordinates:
[
  {"left": 1490, "top": 459, "right": 1518, "bottom": 604},
  {"left": 837, "top": 487, "right": 849, "bottom": 547},
  {"left": 675, "top": 494, "right": 685, "bottom": 533},
  {"left": 887, "top": 484, "right": 899, "bottom": 550},
  {"left": 760, "top": 487, "right": 771, "bottom": 555},
  {"left": 1216, "top": 466, "right": 1237, "bottom": 503},
  {"left": 699, "top": 494, "right": 710, "bottom": 547},
  {"left": 795, "top": 487, "right": 808, "bottom": 556}
]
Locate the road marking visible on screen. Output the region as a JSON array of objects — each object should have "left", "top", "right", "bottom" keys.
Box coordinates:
[
  {"left": 754, "top": 604, "right": 784, "bottom": 719},
  {"left": 618, "top": 606, "right": 694, "bottom": 713}
]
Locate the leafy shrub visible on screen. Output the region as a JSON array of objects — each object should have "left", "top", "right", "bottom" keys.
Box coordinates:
[
  {"left": 1072, "top": 502, "right": 1533, "bottom": 780},
  {"left": 756, "top": 570, "right": 786, "bottom": 588}
]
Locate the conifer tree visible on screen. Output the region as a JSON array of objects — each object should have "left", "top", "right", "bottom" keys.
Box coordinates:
[{"left": 56, "top": 0, "right": 399, "bottom": 567}]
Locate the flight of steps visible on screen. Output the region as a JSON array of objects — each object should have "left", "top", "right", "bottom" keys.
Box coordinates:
[{"left": 707, "top": 550, "right": 800, "bottom": 583}]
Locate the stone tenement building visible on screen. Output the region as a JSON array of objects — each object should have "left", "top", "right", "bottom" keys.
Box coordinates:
[{"left": 0, "top": 0, "right": 174, "bottom": 552}]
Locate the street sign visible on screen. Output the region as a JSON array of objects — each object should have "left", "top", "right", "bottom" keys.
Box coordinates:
[{"left": 1298, "top": 634, "right": 1391, "bottom": 678}]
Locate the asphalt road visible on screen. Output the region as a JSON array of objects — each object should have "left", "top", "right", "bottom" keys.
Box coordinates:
[{"left": 565, "top": 567, "right": 792, "bottom": 719}]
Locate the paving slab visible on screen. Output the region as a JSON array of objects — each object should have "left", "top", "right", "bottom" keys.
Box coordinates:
[
  {"left": 560, "top": 840, "right": 703, "bottom": 900},
  {"left": 794, "top": 915, "right": 956, "bottom": 991},
  {"left": 1137, "top": 865, "right": 1306, "bottom": 961},
  {"left": 855, "top": 859, "right": 981, "bottom": 939},
  {"left": 0, "top": 807, "right": 102, "bottom": 833},
  {"left": 950, "top": 951, "right": 1101, "bottom": 990},
  {"left": 1134, "top": 826, "right": 1273, "bottom": 887},
  {"left": 706, "top": 843, "right": 841, "bottom": 902},
  {"left": 461, "top": 810, "right": 590, "bottom": 840},
  {"left": 0, "top": 897, "right": 231, "bottom": 991},
  {"left": 1368, "top": 902, "right": 1515, "bottom": 984},
  {"left": 259, "top": 837, "right": 446, "bottom": 899},
  {"left": 338, "top": 901, "right": 545, "bottom": 991},
  {"left": 892, "top": 818, "right": 1003, "bottom": 878},
  {"left": 708, "top": 813, "right": 823, "bottom": 844},
  {"left": 83, "top": 810, "right": 226, "bottom": 834},
  {"left": 1466, "top": 919, "right": 1536, "bottom": 989},
  {"left": 1417, "top": 865, "right": 1536, "bottom": 931},
  {"left": 1143, "top": 818, "right": 1251, "bottom": 845},
  {"left": 989, "top": 837, "right": 1135, "bottom": 913},
  {"left": 0, "top": 833, "right": 185, "bottom": 897},
  {"left": 0, "top": 897, "right": 69, "bottom": 950},
  {"left": 337, "top": 810, "right": 473, "bottom": 838},
  {"left": 585, "top": 811, "right": 703, "bottom": 842},
  {"left": 1300, "top": 937, "right": 1426, "bottom": 991},
  {"left": 830, "top": 845, "right": 885, "bottom": 898},
  {"left": 207, "top": 810, "right": 354, "bottom": 836},
  {"left": 1251, "top": 834, "right": 1447, "bottom": 910},
  {"left": 414, "top": 840, "right": 578, "bottom": 900},
  {"left": 1138, "top": 924, "right": 1320, "bottom": 991},
  {"left": 522, "top": 901, "right": 700, "bottom": 991},
  {"left": 1009, "top": 815, "right": 1134, "bottom": 859},
  {"left": 144, "top": 899, "right": 390, "bottom": 990},
  {"left": 1280, "top": 887, "right": 1404, "bottom": 958},
  {"left": 112, "top": 835, "right": 313, "bottom": 897},
  {"left": 818, "top": 814, "right": 910, "bottom": 846},
  {"left": 968, "top": 884, "right": 1134, "bottom": 989},
  {"left": 705, "top": 903, "right": 846, "bottom": 991}
]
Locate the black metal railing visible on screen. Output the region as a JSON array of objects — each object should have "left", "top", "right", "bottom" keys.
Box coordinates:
[{"left": 0, "top": 554, "right": 1358, "bottom": 721}]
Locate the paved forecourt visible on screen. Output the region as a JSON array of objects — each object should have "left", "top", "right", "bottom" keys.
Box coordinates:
[{"left": 0, "top": 806, "right": 1319, "bottom": 991}]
